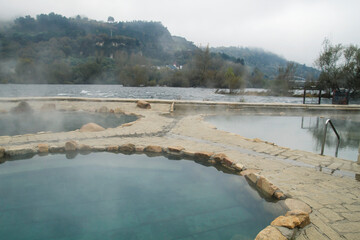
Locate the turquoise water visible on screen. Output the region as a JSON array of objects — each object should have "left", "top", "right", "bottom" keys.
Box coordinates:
[
  {"left": 0, "top": 153, "right": 284, "bottom": 240},
  {"left": 0, "top": 112, "right": 137, "bottom": 136},
  {"left": 206, "top": 115, "right": 360, "bottom": 161}
]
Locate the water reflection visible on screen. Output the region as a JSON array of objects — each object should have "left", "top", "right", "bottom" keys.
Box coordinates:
[{"left": 206, "top": 115, "right": 360, "bottom": 161}]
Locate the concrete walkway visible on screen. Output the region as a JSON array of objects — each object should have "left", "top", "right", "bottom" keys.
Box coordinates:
[{"left": 0, "top": 98, "right": 360, "bottom": 239}]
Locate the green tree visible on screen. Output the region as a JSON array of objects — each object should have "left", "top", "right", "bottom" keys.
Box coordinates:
[
  {"left": 271, "top": 62, "right": 297, "bottom": 95},
  {"left": 342, "top": 44, "right": 360, "bottom": 94},
  {"left": 249, "top": 67, "right": 265, "bottom": 88},
  {"left": 225, "top": 67, "right": 242, "bottom": 93},
  {"left": 315, "top": 39, "right": 360, "bottom": 95},
  {"left": 315, "top": 39, "right": 343, "bottom": 93}
]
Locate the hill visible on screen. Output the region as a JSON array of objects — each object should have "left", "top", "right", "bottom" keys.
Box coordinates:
[{"left": 210, "top": 46, "right": 319, "bottom": 80}]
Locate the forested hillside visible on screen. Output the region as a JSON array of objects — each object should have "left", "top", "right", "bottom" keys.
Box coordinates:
[
  {"left": 0, "top": 13, "right": 249, "bottom": 87},
  {"left": 0, "top": 13, "right": 319, "bottom": 90},
  {"left": 210, "top": 47, "right": 319, "bottom": 80}
]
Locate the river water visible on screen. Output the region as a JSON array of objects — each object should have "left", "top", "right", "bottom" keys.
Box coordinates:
[{"left": 0, "top": 84, "right": 340, "bottom": 104}]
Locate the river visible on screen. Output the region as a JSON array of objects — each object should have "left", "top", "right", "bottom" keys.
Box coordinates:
[{"left": 0, "top": 84, "right": 339, "bottom": 104}]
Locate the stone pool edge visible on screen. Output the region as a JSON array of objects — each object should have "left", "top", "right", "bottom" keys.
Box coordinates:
[
  {"left": 0, "top": 140, "right": 311, "bottom": 239},
  {"left": 1, "top": 97, "right": 360, "bottom": 239}
]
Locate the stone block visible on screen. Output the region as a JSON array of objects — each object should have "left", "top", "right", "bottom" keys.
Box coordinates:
[
  {"left": 137, "top": 100, "right": 151, "bottom": 109},
  {"left": 255, "top": 226, "right": 287, "bottom": 240},
  {"left": 245, "top": 172, "right": 259, "bottom": 184},
  {"left": 144, "top": 145, "right": 163, "bottom": 153},
  {"left": 37, "top": 143, "right": 49, "bottom": 153},
  {"left": 194, "top": 151, "right": 213, "bottom": 160},
  {"left": 234, "top": 163, "right": 244, "bottom": 171},
  {"left": 167, "top": 146, "right": 185, "bottom": 153},
  {"left": 212, "top": 153, "right": 227, "bottom": 163},
  {"left": 271, "top": 215, "right": 301, "bottom": 229},
  {"left": 49, "top": 145, "right": 65, "bottom": 153},
  {"left": 65, "top": 141, "right": 78, "bottom": 151},
  {"left": 91, "top": 146, "right": 106, "bottom": 152},
  {"left": 119, "top": 143, "right": 136, "bottom": 152},
  {"left": 285, "top": 210, "right": 310, "bottom": 228},
  {"left": 221, "top": 156, "right": 233, "bottom": 167},
  {"left": 6, "top": 146, "right": 36, "bottom": 157},
  {"left": 80, "top": 123, "right": 105, "bottom": 132},
  {"left": 256, "top": 176, "right": 278, "bottom": 196},
  {"left": 107, "top": 145, "right": 119, "bottom": 152},
  {"left": 183, "top": 150, "right": 195, "bottom": 157},
  {"left": 78, "top": 144, "right": 92, "bottom": 152},
  {"left": 135, "top": 146, "right": 145, "bottom": 152},
  {"left": 274, "top": 190, "right": 286, "bottom": 200}
]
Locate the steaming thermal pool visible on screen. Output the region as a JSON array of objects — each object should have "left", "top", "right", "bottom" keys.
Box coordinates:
[
  {"left": 0, "top": 111, "right": 137, "bottom": 136},
  {"left": 0, "top": 152, "right": 285, "bottom": 240},
  {"left": 206, "top": 115, "right": 360, "bottom": 161}
]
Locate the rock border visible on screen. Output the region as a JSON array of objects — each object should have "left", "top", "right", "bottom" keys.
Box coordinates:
[{"left": 0, "top": 141, "right": 312, "bottom": 239}]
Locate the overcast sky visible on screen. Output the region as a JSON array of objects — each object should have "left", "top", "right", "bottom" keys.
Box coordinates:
[{"left": 0, "top": 0, "right": 359, "bottom": 66}]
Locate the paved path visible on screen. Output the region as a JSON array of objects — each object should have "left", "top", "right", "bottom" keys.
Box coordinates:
[{"left": 0, "top": 98, "right": 360, "bottom": 239}]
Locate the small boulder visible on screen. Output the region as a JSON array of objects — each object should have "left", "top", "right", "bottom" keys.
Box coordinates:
[
  {"left": 119, "top": 143, "right": 136, "bottom": 152},
  {"left": 255, "top": 226, "right": 287, "bottom": 240},
  {"left": 65, "top": 141, "right": 78, "bottom": 151},
  {"left": 285, "top": 210, "right": 310, "bottom": 228},
  {"left": 11, "top": 101, "right": 33, "bottom": 113},
  {"left": 137, "top": 100, "right": 151, "bottom": 109},
  {"left": 78, "top": 144, "right": 92, "bottom": 152},
  {"left": 271, "top": 216, "right": 301, "bottom": 229},
  {"left": 194, "top": 151, "right": 213, "bottom": 160},
  {"left": 212, "top": 153, "right": 227, "bottom": 163},
  {"left": 183, "top": 150, "right": 195, "bottom": 157},
  {"left": 37, "top": 143, "right": 49, "bottom": 153},
  {"left": 107, "top": 146, "right": 119, "bottom": 152},
  {"left": 234, "top": 163, "right": 244, "bottom": 171},
  {"left": 245, "top": 172, "right": 259, "bottom": 184},
  {"left": 221, "top": 156, "right": 233, "bottom": 167},
  {"left": 49, "top": 145, "right": 65, "bottom": 153},
  {"left": 274, "top": 190, "right": 286, "bottom": 200},
  {"left": 135, "top": 146, "right": 145, "bottom": 152},
  {"left": 167, "top": 146, "right": 185, "bottom": 153},
  {"left": 256, "top": 176, "right": 278, "bottom": 196},
  {"left": 80, "top": 123, "right": 105, "bottom": 132},
  {"left": 144, "top": 145, "right": 163, "bottom": 153}
]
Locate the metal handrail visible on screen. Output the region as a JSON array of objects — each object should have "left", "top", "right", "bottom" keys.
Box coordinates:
[{"left": 321, "top": 119, "right": 341, "bottom": 157}]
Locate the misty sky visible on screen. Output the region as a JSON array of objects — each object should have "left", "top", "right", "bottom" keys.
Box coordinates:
[{"left": 0, "top": 0, "right": 359, "bottom": 66}]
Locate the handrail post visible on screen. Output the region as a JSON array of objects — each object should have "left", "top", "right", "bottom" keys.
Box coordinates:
[
  {"left": 320, "top": 122, "right": 328, "bottom": 155},
  {"left": 321, "top": 119, "right": 341, "bottom": 157}
]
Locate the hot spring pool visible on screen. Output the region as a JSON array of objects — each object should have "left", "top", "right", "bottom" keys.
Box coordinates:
[
  {"left": 206, "top": 115, "right": 360, "bottom": 161},
  {"left": 0, "top": 152, "right": 284, "bottom": 240},
  {"left": 0, "top": 111, "right": 137, "bottom": 136}
]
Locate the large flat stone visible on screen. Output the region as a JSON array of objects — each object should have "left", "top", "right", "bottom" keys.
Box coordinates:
[{"left": 284, "top": 198, "right": 312, "bottom": 213}]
